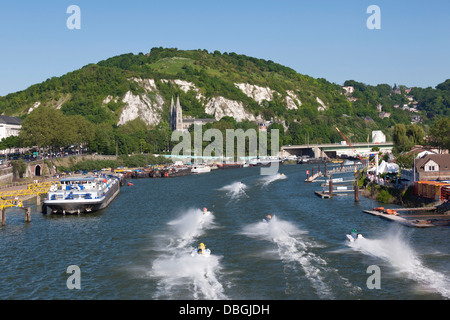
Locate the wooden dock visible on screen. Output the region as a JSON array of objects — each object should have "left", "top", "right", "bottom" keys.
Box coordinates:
[
  {"left": 320, "top": 179, "right": 354, "bottom": 187},
  {"left": 305, "top": 172, "right": 323, "bottom": 183},
  {"left": 393, "top": 207, "right": 437, "bottom": 212},
  {"left": 314, "top": 191, "right": 332, "bottom": 198},
  {"left": 326, "top": 164, "right": 364, "bottom": 175},
  {"left": 362, "top": 210, "right": 438, "bottom": 228},
  {"left": 314, "top": 190, "right": 360, "bottom": 198}
]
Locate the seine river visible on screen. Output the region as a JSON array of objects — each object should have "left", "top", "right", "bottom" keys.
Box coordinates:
[{"left": 0, "top": 164, "right": 448, "bottom": 300}]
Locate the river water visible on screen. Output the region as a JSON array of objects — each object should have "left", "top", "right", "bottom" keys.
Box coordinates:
[{"left": 0, "top": 164, "right": 448, "bottom": 300}]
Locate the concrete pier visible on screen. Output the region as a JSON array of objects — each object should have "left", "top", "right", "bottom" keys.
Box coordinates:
[
  {"left": 362, "top": 210, "right": 437, "bottom": 228},
  {"left": 305, "top": 172, "right": 323, "bottom": 183}
]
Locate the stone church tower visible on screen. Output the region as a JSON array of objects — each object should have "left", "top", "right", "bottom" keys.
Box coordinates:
[{"left": 169, "top": 96, "right": 183, "bottom": 131}]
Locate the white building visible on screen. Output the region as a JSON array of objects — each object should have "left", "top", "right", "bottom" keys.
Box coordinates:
[
  {"left": 0, "top": 115, "right": 22, "bottom": 140},
  {"left": 372, "top": 130, "right": 386, "bottom": 143}
]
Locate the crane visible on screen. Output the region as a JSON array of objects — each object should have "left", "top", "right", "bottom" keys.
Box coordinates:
[{"left": 335, "top": 127, "right": 366, "bottom": 166}]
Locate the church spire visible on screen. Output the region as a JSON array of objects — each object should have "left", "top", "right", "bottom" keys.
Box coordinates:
[
  {"left": 176, "top": 95, "right": 182, "bottom": 112},
  {"left": 170, "top": 96, "right": 174, "bottom": 116},
  {"left": 175, "top": 96, "right": 182, "bottom": 131}
]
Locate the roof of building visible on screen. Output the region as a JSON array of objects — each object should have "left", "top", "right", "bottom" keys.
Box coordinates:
[
  {"left": 182, "top": 118, "right": 215, "bottom": 123},
  {"left": 0, "top": 115, "right": 22, "bottom": 125},
  {"left": 415, "top": 154, "right": 450, "bottom": 171}
]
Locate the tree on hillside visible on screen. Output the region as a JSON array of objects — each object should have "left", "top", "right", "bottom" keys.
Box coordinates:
[
  {"left": 393, "top": 124, "right": 413, "bottom": 154},
  {"left": 68, "top": 115, "right": 95, "bottom": 148},
  {"left": 393, "top": 123, "right": 425, "bottom": 154},
  {"left": 0, "top": 135, "right": 20, "bottom": 150},
  {"left": 406, "top": 124, "right": 425, "bottom": 146},
  {"left": 428, "top": 117, "right": 450, "bottom": 151},
  {"left": 436, "top": 79, "right": 450, "bottom": 91},
  {"left": 19, "top": 107, "right": 67, "bottom": 149},
  {"left": 89, "top": 123, "right": 116, "bottom": 155},
  {"left": 20, "top": 107, "right": 95, "bottom": 151}
]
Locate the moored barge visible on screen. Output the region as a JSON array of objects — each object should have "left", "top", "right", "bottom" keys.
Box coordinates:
[{"left": 44, "top": 175, "right": 120, "bottom": 215}]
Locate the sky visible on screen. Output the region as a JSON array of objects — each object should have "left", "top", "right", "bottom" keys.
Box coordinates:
[{"left": 0, "top": 0, "right": 449, "bottom": 96}]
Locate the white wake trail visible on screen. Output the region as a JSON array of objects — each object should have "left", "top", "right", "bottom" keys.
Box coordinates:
[
  {"left": 241, "top": 216, "right": 333, "bottom": 298},
  {"left": 219, "top": 181, "right": 248, "bottom": 200},
  {"left": 348, "top": 229, "right": 450, "bottom": 299},
  {"left": 260, "top": 173, "right": 287, "bottom": 187},
  {"left": 148, "top": 208, "right": 227, "bottom": 300}
]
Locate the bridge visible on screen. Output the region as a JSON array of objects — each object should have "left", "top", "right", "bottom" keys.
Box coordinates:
[
  {"left": 280, "top": 142, "right": 394, "bottom": 158},
  {"left": 0, "top": 181, "right": 59, "bottom": 226}
]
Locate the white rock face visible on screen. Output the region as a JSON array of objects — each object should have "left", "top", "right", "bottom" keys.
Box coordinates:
[
  {"left": 316, "top": 97, "right": 328, "bottom": 111},
  {"left": 132, "top": 78, "right": 158, "bottom": 92},
  {"left": 204, "top": 96, "right": 258, "bottom": 122},
  {"left": 117, "top": 78, "right": 297, "bottom": 126},
  {"left": 118, "top": 91, "right": 164, "bottom": 126},
  {"left": 236, "top": 83, "right": 302, "bottom": 112},
  {"left": 103, "top": 95, "right": 119, "bottom": 104},
  {"left": 28, "top": 102, "right": 41, "bottom": 114},
  {"left": 235, "top": 83, "right": 275, "bottom": 103},
  {"left": 286, "top": 90, "right": 302, "bottom": 110}
]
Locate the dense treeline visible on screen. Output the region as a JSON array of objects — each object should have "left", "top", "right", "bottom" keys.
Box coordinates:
[
  {"left": 56, "top": 154, "right": 168, "bottom": 173},
  {"left": 410, "top": 80, "right": 450, "bottom": 118},
  {"left": 0, "top": 65, "right": 136, "bottom": 124}
]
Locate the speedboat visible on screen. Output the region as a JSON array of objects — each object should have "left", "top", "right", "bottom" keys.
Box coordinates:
[
  {"left": 191, "top": 243, "right": 211, "bottom": 257},
  {"left": 346, "top": 229, "right": 364, "bottom": 242},
  {"left": 191, "top": 246, "right": 211, "bottom": 257},
  {"left": 202, "top": 207, "right": 210, "bottom": 216}
]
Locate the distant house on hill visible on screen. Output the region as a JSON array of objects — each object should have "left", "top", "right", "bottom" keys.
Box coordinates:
[
  {"left": 363, "top": 116, "right": 374, "bottom": 123},
  {"left": 378, "top": 112, "right": 391, "bottom": 119},
  {"left": 0, "top": 115, "right": 22, "bottom": 141}
]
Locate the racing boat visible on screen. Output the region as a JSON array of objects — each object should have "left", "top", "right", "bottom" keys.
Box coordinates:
[
  {"left": 346, "top": 229, "right": 364, "bottom": 242},
  {"left": 191, "top": 243, "right": 211, "bottom": 257}
]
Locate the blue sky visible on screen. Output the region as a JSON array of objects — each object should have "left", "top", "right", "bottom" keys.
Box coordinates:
[{"left": 0, "top": 0, "right": 449, "bottom": 96}]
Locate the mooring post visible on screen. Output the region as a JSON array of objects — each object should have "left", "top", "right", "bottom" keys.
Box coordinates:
[
  {"left": 318, "top": 164, "right": 321, "bottom": 173},
  {"left": 1, "top": 208, "right": 5, "bottom": 226},
  {"left": 312, "top": 168, "right": 314, "bottom": 177},
  {"left": 329, "top": 175, "right": 333, "bottom": 198},
  {"left": 354, "top": 170, "right": 360, "bottom": 202},
  {"left": 325, "top": 162, "right": 327, "bottom": 177},
  {"left": 25, "top": 207, "right": 31, "bottom": 222}
]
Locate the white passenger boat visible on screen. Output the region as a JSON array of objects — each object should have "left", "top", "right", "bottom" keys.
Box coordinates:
[
  {"left": 44, "top": 176, "right": 120, "bottom": 215},
  {"left": 191, "top": 165, "right": 211, "bottom": 174}
]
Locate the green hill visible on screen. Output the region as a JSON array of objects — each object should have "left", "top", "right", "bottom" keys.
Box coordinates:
[{"left": 0, "top": 47, "right": 448, "bottom": 154}]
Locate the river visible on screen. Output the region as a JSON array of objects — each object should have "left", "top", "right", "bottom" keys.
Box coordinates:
[{"left": 0, "top": 164, "right": 448, "bottom": 300}]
